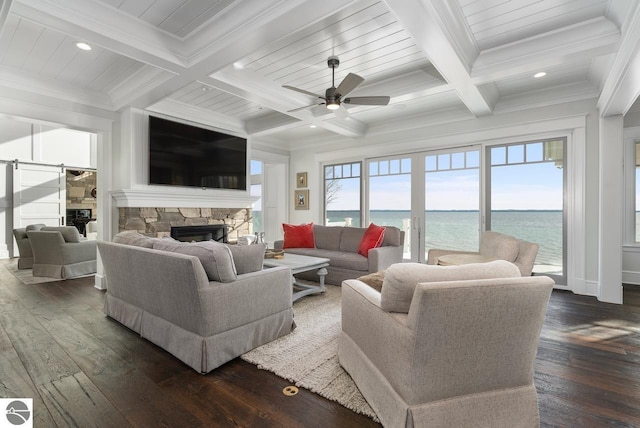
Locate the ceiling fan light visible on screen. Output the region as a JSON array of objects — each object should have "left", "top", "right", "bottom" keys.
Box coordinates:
[{"left": 326, "top": 102, "right": 340, "bottom": 110}]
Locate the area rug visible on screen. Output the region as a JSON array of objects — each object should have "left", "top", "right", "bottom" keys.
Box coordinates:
[
  {"left": 241, "top": 284, "right": 378, "bottom": 422},
  {"left": 5, "top": 262, "right": 67, "bottom": 284}
]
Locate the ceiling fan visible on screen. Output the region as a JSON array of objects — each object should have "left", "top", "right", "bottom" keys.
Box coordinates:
[{"left": 283, "top": 56, "right": 390, "bottom": 115}]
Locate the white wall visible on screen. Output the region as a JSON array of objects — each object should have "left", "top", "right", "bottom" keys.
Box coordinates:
[
  {"left": 0, "top": 117, "right": 96, "bottom": 258},
  {"left": 286, "top": 99, "right": 614, "bottom": 300}
]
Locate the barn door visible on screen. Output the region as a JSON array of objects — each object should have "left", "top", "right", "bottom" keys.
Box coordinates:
[{"left": 13, "top": 162, "right": 66, "bottom": 230}]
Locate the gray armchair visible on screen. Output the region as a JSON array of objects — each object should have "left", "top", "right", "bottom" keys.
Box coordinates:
[
  {"left": 12, "top": 223, "right": 46, "bottom": 269},
  {"left": 339, "top": 262, "right": 554, "bottom": 427},
  {"left": 427, "top": 231, "right": 540, "bottom": 276},
  {"left": 27, "top": 226, "right": 97, "bottom": 278}
]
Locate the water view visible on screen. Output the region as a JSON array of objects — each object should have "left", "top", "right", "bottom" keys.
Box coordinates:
[{"left": 326, "top": 210, "right": 562, "bottom": 269}]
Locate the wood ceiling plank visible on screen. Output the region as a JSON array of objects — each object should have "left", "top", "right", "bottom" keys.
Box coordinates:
[
  {"left": 251, "top": 4, "right": 396, "bottom": 76},
  {"left": 461, "top": 0, "right": 516, "bottom": 17},
  {"left": 20, "top": 27, "right": 65, "bottom": 74},
  {"left": 160, "top": 0, "right": 234, "bottom": 38},
  {"left": 241, "top": 0, "right": 384, "bottom": 68},
  {"left": 474, "top": 2, "right": 606, "bottom": 49},
  {"left": 96, "top": 0, "right": 124, "bottom": 9},
  {"left": 117, "top": 0, "right": 157, "bottom": 19},
  {"left": 286, "top": 44, "right": 422, "bottom": 93},
  {"left": 89, "top": 56, "right": 142, "bottom": 92},
  {"left": 138, "top": 0, "right": 189, "bottom": 27},
  {"left": 2, "top": 18, "right": 43, "bottom": 69},
  {"left": 270, "top": 30, "right": 413, "bottom": 87},
  {"left": 466, "top": 0, "right": 558, "bottom": 26},
  {"left": 0, "top": 15, "right": 19, "bottom": 63}
]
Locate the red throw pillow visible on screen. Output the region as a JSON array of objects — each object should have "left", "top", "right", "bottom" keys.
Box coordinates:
[
  {"left": 358, "top": 223, "right": 386, "bottom": 257},
  {"left": 283, "top": 223, "right": 315, "bottom": 249}
]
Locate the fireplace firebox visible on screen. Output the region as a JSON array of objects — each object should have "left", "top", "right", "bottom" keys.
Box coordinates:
[{"left": 170, "top": 225, "right": 228, "bottom": 243}]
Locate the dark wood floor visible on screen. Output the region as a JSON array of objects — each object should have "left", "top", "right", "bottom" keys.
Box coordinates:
[{"left": 0, "top": 260, "right": 639, "bottom": 427}]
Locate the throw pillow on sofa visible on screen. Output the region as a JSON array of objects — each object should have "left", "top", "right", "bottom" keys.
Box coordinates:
[
  {"left": 153, "top": 240, "right": 237, "bottom": 283},
  {"left": 282, "top": 223, "right": 315, "bottom": 249},
  {"left": 226, "top": 243, "right": 266, "bottom": 274},
  {"left": 357, "top": 223, "right": 386, "bottom": 257},
  {"left": 381, "top": 260, "right": 521, "bottom": 313}
]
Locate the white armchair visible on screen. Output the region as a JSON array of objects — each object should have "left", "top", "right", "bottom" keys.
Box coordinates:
[
  {"left": 338, "top": 262, "right": 553, "bottom": 427},
  {"left": 427, "top": 231, "right": 540, "bottom": 276}
]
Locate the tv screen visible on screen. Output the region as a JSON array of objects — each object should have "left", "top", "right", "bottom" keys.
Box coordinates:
[{"left": 148, "top": 116, "right": 247, "bottom": 190}]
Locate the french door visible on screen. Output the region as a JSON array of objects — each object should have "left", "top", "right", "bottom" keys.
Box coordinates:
[{"left": 355, "top": 139, "right": 566, "bottom": 281}]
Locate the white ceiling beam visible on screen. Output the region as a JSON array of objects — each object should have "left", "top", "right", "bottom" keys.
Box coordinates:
[
  {"left": 207, "top": 70, "right": 367, "bottom": 138},
  {"left": 246, "top": 112, "right": 301, "bottom": 137},
  {"left": 125, "top": 0, "right": 360, "bottom": 122},
  {"left": 598, "top": 4, "right": 640, "bottom": 116},
  {"left": 472, "top": 17, "right": 620, "bottom": 84},
  {"left": 13, "top": 0, "right": 185, "bottom": 72},
  {"left": 383, "top": 0, "right": 493, "bottom": 117},
  {"left": 0, "top": 0, "right": 13, "bottom": 39}
]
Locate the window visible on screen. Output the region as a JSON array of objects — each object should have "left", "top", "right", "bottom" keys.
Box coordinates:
[
  {"left": 250, "top": 160, "right": 262, "bottom": 233},
  {"left": 324, "top": 162, "right": 361, "bottom": 227},
  {"left": 368, "top": 157, "right": 412, "bottom": 258},
  {"left": 636, "top": 142, "right": 640, "bottom": 242},
  {"left": 487, "top": 138, "right": 566, "bottom": 281},
  {"left": 425, "top": 149, "right": 480, "bottom": 256}
]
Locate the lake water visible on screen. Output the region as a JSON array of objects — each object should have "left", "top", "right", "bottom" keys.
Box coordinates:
[{"left": 327, "top": 210, "right": 562, "bottom": 267}]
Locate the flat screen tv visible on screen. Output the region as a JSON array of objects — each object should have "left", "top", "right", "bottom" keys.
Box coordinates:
[{"left": 148, "top": 116, "right": 247, "bottom": 190}]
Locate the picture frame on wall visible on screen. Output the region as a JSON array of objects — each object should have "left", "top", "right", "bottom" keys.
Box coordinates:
[
  {"left": 295, "top": 189, "right": 309, "bottom": 210},
  {"left": 296, "top": 172, "right": 308, "bottom": 188}
]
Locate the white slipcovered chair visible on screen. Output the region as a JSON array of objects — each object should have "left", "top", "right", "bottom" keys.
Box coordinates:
[
  {"left": 427, "top": 231, "right": 540, "bottom": 276},
  {"left": 339, "top": 261, "right": 553, "bottom": 427}
]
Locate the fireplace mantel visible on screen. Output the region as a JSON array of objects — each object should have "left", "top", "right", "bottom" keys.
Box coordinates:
[{"left": 111, "top": 189, "right": 259, "bottom": 208}]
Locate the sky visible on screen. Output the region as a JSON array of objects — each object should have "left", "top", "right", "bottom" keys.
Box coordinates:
[{"left": 326, "top": 160, "right": 564, "bottom": 211}]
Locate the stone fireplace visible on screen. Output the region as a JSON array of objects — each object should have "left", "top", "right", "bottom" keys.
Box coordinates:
[{"left": 118, "top": 207, "right": 252, "bottom": 242}]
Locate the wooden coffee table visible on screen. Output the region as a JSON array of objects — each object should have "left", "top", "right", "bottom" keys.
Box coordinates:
[{"left": 263, "top": 253, "right": 330, "bottom": 302}]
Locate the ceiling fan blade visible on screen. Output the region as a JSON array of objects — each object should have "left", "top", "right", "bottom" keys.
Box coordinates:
[
  {"left": 283, "top": 85, "right": 322, "bottom": 99},
  {"left": 334, "top": 105, "right": 350, "bottom": 120},
  {"left": 335, "top": 73, "right": 364, "bottom": 98},
  {"left": 343, "top": 96, "right": 390, "bottom": 106},
  {"left": 287, "top": 103, "right": 323, "bottom": 112}
]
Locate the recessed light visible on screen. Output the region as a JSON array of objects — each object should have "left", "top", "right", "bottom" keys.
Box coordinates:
[
  {"left": 534, "top": 72, "right": 546, "bottom": 78},
  {"left": 310, "top": 125, "right": 317, "bottom": 128},
  {"left": 201, "top": 86, "right": 211, "bottom": 92},
  {"left": 75, "top": 42, "right": 92, "bottom": 51}
]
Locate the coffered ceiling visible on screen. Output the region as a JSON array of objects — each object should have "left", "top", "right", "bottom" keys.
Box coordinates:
[{"left": 1, "top": 0, "right": 639, "bottom": 149}]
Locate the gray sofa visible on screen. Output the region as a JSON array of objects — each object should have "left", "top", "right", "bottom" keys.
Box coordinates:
[
  {"left": 98, "top": 232, "right": 295, "bottom": 374},
  {"left": 339, "top": 261, "right": 554, "bottom": 427},
  {"left": 274, "top": 225, "right": 404, "bottom": 285}
]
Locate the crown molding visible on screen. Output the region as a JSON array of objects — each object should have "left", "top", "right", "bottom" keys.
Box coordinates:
[
  {"left": 598, "top": 3, "right": 640, "bottom": 116},
  {"left": 473, "top": 17, "right": 620, "bottom": 84},
  {"left": 146, "top": 98, "right": 246, "bottom": 137},
  {"left": 0, "top": 66, "right": 113, "bottom": 110},
  {"left": 13, "top": 0, "right": 185, "bottom": 71},
  {"left": 110, "top": 66, "right": 176, "bottom": 111}
]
